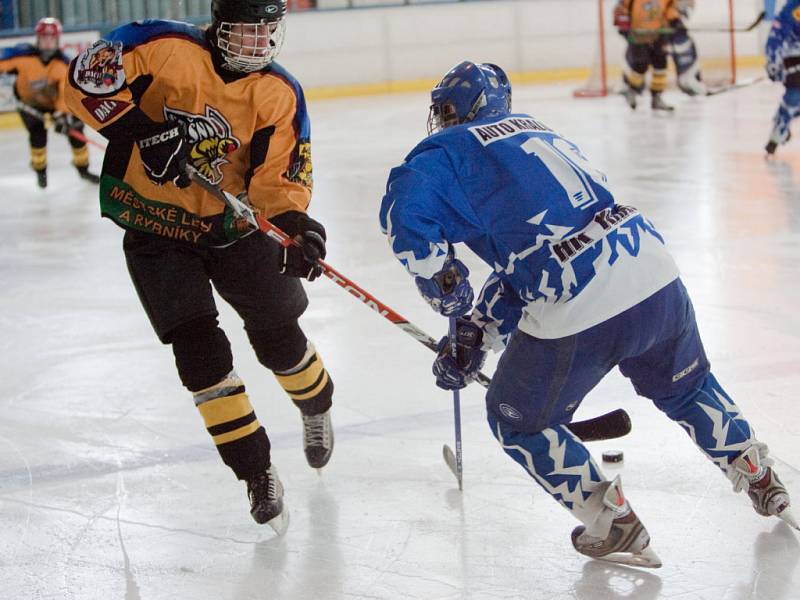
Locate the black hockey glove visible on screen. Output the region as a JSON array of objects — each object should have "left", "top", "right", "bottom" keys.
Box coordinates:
[
  {"left": 52, "top": 112, "right": 82, "bottom": 135},
  {"left": 135, "top": 120, "right": 191, "bottom": 188},
  {"left": 432, "top": 318, "right": 486, "bottom": 391},
  {"left": 271, "top": 210, "right": 327, "bottom": 281}
]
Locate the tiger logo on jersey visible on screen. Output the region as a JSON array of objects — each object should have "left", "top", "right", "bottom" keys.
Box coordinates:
[
  {"left": 164, "top": 105, "right": 240, "bottom": 185},
  {"left": 73, "top": 40, "right": 125, "bottom": 95},
  {"left": 286, "top": 141, "right": 313, "bottom": 190}
]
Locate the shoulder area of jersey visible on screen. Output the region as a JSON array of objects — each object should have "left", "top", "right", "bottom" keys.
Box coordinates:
[
  {"left": 106, "top": 19, "right": 207, "bottom": 51},
  {"left": 0, "top": 43, "right": 38, "bottom": 59}
]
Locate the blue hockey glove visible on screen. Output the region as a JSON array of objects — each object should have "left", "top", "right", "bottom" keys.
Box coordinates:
[
  {"left": 432, "top": 318, "right": 486, "bottom": 391},
  {"left": 415, "top": 256, "right": 474, "bottom": 317}
]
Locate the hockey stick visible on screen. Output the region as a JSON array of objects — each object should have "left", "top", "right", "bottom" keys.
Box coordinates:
[
  {"left": 706, "top": 76, "right": 766, "bottom": 96},
  {"left": 630, "top": 12, "right": 765, "bottom": 35},
  {"left": 186, "top": 167, "right": 632, "bottom": 443},
  {"left": 15, "top": 101, "right": 107, "bottom": 151},
  {"left": 443, "top": 317, "right": 464, "bottom": 490}
]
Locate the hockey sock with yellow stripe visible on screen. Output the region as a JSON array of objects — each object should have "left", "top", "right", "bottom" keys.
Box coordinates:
[
  {"left": 71, "top": 145, "right": 90, "bottom": 168},
  {"left": 193, "top": 370, "right": 270, "bottom": 480},
  {"left": 30, "top": 146, "right": 47, "bottom": 171},
  {"left": 274, "top": 343, "right": 333, "bottom": 416}
]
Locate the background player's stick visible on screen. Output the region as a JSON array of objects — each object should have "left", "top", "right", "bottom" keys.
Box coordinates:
[
  {"left": 186, "top": 166, "right": 633, "bottom": 443},
  {"left": 15, "top": 101, "right": 107, "bottom": 150},
  {"left": 630, "top": 12, "right": 766, "bottom": 35},
  {"left": 706, "top": 76, "right": 766, "bottom": 96},
  {"left": 443, "top": 317, "right": 464, "bottom": 490}
]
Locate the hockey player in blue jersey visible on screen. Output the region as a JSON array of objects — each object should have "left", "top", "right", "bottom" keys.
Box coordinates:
[
  {"left": 765, "top": 0, "right": 800, "bottom": 154},
  {"left": 379, "top": 61, "right": 798, "bottom": 568}
]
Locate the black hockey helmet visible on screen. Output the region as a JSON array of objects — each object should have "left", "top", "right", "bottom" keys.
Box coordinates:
[
  {"left": 211, "top": 0, "right": 286, "bottom": 23},
  {"left": 211, "top": 0, "right": 287, "bottom": 73}
]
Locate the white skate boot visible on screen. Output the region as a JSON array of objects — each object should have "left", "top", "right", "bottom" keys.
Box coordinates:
[
  {"left": 571, "top": 476, "right": 662, "bottom": 568},
  {"left": 732, "top": 444, "right": 799, "bottom": 530}
]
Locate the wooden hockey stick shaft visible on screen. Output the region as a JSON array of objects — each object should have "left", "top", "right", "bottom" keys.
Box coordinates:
[{"left": 186, "top": 167, "right": 633, "bottom": 443}]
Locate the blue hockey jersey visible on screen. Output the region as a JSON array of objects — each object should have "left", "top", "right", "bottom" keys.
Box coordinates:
[
  {"left": 379, "top": 114, "right": 679, "bottom": 344},
  {"left": 766, "top": 0, "right": 800, "bottom": 82}
]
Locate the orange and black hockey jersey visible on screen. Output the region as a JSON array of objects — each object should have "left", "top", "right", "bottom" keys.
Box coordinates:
[
  {"left": 0, "top": 44, "right": 70, "bottom": 111},
  {"left": 621, "top": 0, "right": 680, "bottom": 39},
  {"left": 64, "top": 20, "right": 313, "bottom": 247}
]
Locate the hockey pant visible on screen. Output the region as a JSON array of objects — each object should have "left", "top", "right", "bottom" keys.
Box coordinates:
[
  {"left": 624, "top": 39, "right": 670, "bottom": 94},
  {"left": 486, "top": 280, "right": 759, "bottom": 531},
  {"left": 123, "top": 230, "right": 333, "bottom": 480},
  {"left": 490, "top": 372, "right": 758, "bottom": 533},
  {"left": 768, "top": 86, "right": 800, "bottom": 147}
]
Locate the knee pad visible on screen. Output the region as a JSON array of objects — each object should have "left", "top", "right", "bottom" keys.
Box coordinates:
[
  {"left": 170, "top": 315, "right": 233, "bottom": 391},
  {"left": 246, "top": 321, "right": 307, "bottom": 371}
]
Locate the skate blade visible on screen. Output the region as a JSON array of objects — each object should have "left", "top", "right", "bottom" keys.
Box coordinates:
[
  {"left": 595, "top": 545, "right": 662, "bottom": 569},
  {"left": 778, "top": 507, "right": 800, "bottom": 531},
  {"left": 267, "top": 507, "right": 290, "bottom": 536}
]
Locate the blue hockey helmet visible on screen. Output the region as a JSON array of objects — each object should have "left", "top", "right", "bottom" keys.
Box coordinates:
[{"left": 427, "top": 61, "right": 512, "bottom": 135}]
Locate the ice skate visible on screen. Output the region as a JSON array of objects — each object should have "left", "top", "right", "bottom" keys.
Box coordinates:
[
  {"left": 35, "top": 168, "right": 47, "bottom": 189},
  {"left": 650, "top": 92, "right": 674, "bottom": 112},
  {"left": 765, "top": 140, "right": 778, "bottom": 155},
  {"left": 246, "top": 465, "right": 289, "bottom": 534},
  {"left": 571, "top": 477, "right": 662, "bottom": 569},
  {"left": 733, "top": 447, "right": 799, "bottom": 530},
  {"left": 302, "top": 409, "right": 334, "bottom": 470},
  {"left": 621, "top": 86, "right": 638, "bottom": 110},
  {"left": 76, "top": 165, "right": 100, "bottom": 184}
]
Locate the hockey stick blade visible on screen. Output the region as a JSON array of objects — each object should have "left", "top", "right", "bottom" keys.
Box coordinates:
[
  {"left": 442, "top": 444, "right": 462, "bottom": 489},
  {"left": 567, "top": 408, "right": 631, "bottom": 442}
]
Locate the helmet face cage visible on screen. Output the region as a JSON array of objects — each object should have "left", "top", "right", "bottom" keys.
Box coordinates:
[
  {"left": 427, "top": 61, "right": 511, "bottom": 136},
  {"left": 35, "top": 18, "right": 61, "bottom": 54},
  {"left": 216, "top": 18, "right": 285, "bottom": 73}
]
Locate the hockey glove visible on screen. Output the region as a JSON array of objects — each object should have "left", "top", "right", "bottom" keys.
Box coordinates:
[
  {"left": 52, "top": 112, "right": 81, "bottom": 135},
  {"left": 415, "top": 255, "right": 474, "bottom": 317},
  {"left": 613, "top": 3, "right": 631, "bottom": 34},
  {"left": 433, "top": 318, "right": 486, "bottom": 391},
  {"left": 767, "top": 59, "right": 784, "bottom": 82},
  {"left": 271, "top": 210, "right": 327, "bottom": 281},
  {"left": 136, "top": 120, "right": 191, "bottom": 188}
]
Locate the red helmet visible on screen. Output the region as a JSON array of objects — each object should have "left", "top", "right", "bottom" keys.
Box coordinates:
[{"left": 35, "top": 17, "right": 61, "bottom": 54}]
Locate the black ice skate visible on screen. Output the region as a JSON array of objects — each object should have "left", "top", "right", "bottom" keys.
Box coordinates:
[
  {"left": 651, "top": 92, "right": 674, "bottom": 112},
  {"left": 571, "top": 477, "right": 662, "bottom": 569},
  {"left": 302, "top": 409, "right": 334, "bottom": 470},
  {"left": 35, "top": 168, "right": 47, "bottom": 189},
  {"left": 246, "top": 465, "right": 289, "bottom": 534},
  {"left": 76, "top": 165, "right": 100, "bottom": 184}
]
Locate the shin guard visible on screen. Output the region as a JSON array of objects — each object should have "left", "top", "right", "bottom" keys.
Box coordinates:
[
  {"left": 193, "top": 370, "right": 270, "bottom": 480},
  {"left": 273, "top": 343, "right": 333, "bottom": 416}
]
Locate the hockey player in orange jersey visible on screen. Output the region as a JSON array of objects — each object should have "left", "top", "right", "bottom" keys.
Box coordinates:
[
  {"left": 0, "top": 17, "right": 99, "bottom": 188},
  {"left": 64, "top": 0, "right": 334, "bottom": 533},
  {"left": 613, "top": 0, "right": 680, "bottom": 110}
]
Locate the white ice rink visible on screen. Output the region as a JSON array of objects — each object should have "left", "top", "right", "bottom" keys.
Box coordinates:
[{"left": 2, "top": 75, "right": 800, "bottom": 600}]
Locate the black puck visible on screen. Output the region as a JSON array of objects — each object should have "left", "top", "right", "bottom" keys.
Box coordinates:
[{"left": 602, "top": 450, "right": 624, "bottom": 463}]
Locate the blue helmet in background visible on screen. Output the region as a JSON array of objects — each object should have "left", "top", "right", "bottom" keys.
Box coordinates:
[{"left": 427, "top": 61, "right": 512, "bottom": 135}]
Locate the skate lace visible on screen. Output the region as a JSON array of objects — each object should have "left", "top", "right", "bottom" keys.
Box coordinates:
[
  {"left": 303, "top": 413, "right": 330, "bottom": 447},
  {"left": 249, "top": 471, "right": 277, "bottom": 502}
]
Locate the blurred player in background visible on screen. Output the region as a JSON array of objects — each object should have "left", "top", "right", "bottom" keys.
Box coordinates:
[
  {"left": 0, "top": 17, "right": 99, "bottom": 188},
  {"left": 613, "top": 0, "right": 679, "bottom": 110},
  {"left": 379, "top": 60, "right": 797, "bottom": 568},
  {"left": 669, "top": 0, "right": 707, "bottom": 96},
  {"left": 765, "top": 0, "right": 800, "bottom": 155},
  {"left": 64, "top": 0, "right": 334, "bottom": 533}
]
